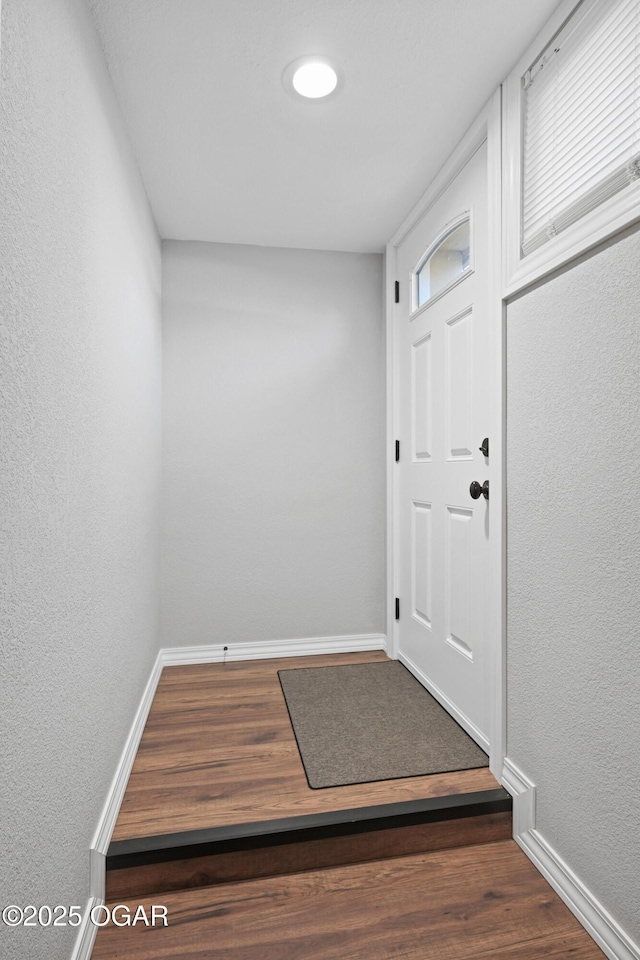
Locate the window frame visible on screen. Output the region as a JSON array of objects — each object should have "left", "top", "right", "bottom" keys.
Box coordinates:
[
  {"left": 503, "top": 0, "right": 640, "bottom": 297},
  {"left": 410, "top": 210, "right": 474, "bottom": 317}
]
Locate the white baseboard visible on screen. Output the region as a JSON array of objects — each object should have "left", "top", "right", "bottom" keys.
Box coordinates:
[
  {"left": 69, "top": 897, "right": 100, "bottom": 960},
  {"left": 503, "top": 757, "right": 639, "bottom": 960},
  {"left": 397, "top": 650, "right": 489, "bottom": 752},
  {"left": 161, "top": 632, "right": 388, "bottom": 666},
  {"left": 88, "top": 650, "right": 164, "bottom": 901},
  {"left": 517, "top": 829, "right": 640, "bottom": 960},
  {"left": 501, "top": 756, "right": 536, "bottom": 835}
]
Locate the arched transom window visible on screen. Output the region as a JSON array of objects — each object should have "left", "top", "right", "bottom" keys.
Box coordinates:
[{"left": 413, "top": 214, "right": 471, "bottom": 310}]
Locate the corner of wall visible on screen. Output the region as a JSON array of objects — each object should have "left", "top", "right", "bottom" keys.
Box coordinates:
[
  {"left": 501, "top": 758, "right": 640, "bottom": 960},
  {"left": 86, "top": 651, "right": 164, "bottom": 900},
  {"left": 501, "top": 756, "right": 536, "bottom": 836}
]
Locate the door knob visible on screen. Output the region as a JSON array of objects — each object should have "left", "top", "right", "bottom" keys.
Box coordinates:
[{"left": 470, "top": 480, "right": 489, "bottom": 500}]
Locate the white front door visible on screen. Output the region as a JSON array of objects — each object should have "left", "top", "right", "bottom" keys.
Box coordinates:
[{"left": 395, "top": 136, "right": 494, "bottom": 751}]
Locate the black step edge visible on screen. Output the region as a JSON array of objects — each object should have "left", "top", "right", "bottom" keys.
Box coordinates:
[{"left": 107, "top": 787, "right": 511, "bottom": 871}]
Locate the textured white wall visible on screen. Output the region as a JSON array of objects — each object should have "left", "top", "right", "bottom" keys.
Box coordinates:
[
  {"left": 161, "top": 240, "right": 385, "bottom": 647},
  {"left": 507, "top": 227, "right": 640, "bottom": 942},
  {"left": 0, "top": 2, "right": 161, "bottom": 958}
]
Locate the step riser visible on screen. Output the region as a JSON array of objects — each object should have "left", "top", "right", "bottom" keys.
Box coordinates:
[{"left": 106, "top": 810, "right": 511, "bottom": 900}]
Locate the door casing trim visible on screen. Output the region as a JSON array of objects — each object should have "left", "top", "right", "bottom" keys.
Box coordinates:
[{"left": 385, "top": 87, "right": 505, "bottom": 779}]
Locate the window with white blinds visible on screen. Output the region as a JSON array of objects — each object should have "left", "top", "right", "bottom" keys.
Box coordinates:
[{"left": 522, "top": 0, "right": 640, "bottom": 257}]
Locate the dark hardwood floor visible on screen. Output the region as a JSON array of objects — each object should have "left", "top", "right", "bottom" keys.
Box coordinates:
[
  {"left": 93, "top": 839, "right": 607, "bottom": 959},
  {"left": 94, "top": 652, "right": 605, "bottom": 959},
  {"left": 113, "top": 651, "right": 498, "bottom": 842}
]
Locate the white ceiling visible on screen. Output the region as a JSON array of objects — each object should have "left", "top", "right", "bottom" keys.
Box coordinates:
[{"left": 87, "top": 0, "right": 558, "bottom": 253}]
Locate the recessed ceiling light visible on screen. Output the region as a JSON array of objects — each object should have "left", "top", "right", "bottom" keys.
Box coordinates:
[
  {"left": 282, "top": 56, "right": 343, "bottom": 101},
  {"left": 293, "top": 61, "right": 337, "bottom": 98}
]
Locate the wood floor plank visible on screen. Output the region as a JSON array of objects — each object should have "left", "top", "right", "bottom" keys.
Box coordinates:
[
  {"left": 93, "top": 840, "right": 606, "bottom": 960},
  {"left": 106, "top": 811, "right": 513, "bottom": 900},
  {"left": 113, "top": 652, "right": 497, "bottom": 841}
]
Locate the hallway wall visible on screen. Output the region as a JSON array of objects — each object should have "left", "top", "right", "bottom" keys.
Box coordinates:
[
  {"left": 506, "top": 225, "right": 640, "bottom": 944},
  {"left": 161, "top": 240, "right": 385, "bottom": 648},
  {"left": 0, "top": 2, "right": 162, "bottom": 958}
]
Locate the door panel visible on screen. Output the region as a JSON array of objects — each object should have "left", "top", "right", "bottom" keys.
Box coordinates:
[
  {"left": 411, "top": 500, "right": 432, "bottom": 627},
  {"left": 445, "top": 505, "right": 473, "bottom": 659},
  {"left": 396, "top": 141, "right": 492, "bottom": 748},
  {"left": 446, "top": 306, "right": 474, "bottom": 460},
  {"left": 411, "top": 336, "right": 432, "bottom": 461}
]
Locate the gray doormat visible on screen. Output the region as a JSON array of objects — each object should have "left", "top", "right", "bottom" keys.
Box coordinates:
[{"left": 278, "top": 660, "right": 488, "bottom": 789}]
